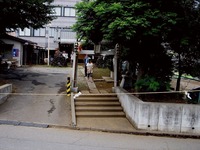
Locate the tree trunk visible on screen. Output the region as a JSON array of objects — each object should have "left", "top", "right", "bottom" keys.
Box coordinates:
[
  {"left": 176, "top": 72, "right": 182, "bottom": 91},
  {"left": 176, "top": 53, "right": 182, "bottom": 91}
]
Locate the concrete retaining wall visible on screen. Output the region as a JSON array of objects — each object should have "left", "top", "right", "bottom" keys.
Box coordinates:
[
  {"left": 115, "top": 87, "right": 200, "bottom": 134},
  {"left": 0, "top": 84, "right": 12, "bottom": 104}
]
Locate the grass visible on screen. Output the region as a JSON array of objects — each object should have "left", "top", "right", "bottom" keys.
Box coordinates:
[
  {"left": 93, "top": 67, "right": 110, "bottom": 79},
  {"left": 76, "top": 64, "right": 114, "bottom": 92},
  {"left": 93, "top": 66, "right": 114, "bottom": 93},
  {"left": 174, "top": 72, "right": 200, "bottom": 81},
  {"left": 77, "top": 82, "right": 89, "bottom": 91}
]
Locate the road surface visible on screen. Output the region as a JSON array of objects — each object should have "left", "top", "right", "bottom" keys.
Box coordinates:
[
  {"left": 0, "top": 125, "right": 200, "bottom": 150},
  {"left": 0, "top": 67, "right": 72, "bottom": 126}
]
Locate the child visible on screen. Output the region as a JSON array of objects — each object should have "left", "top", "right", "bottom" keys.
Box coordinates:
[{"left": 86, "top": 59, "right": 94, "bottom": 82}]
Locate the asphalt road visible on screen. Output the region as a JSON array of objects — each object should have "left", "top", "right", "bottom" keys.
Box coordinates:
[
  {"left": 1, "top": 67, "right": 200, "bottom": 150},
  {"left": 0, "top": 67, "right": 72, "bottom": 126},
  {"left": 0, "top": 125, "right": 200, "bottom": 150}
]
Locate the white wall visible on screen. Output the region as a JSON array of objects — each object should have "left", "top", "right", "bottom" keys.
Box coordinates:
[
  {"left": 2, "top": 39, "right": 22, "bottom": 66},
  {"left": 115, "top": 87, "right": 200, "bottom": 134},
  {"left": 0, "top": 84, "right": 12, "bottom": 104}
]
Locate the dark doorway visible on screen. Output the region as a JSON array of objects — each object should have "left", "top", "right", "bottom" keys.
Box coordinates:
[{"left": 59, "top": 43, "right": 73, "bottom": 58}]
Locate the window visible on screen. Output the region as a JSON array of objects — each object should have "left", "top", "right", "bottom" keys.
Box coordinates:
[
  {"left": 45, "top": 27, "right": 55, "bottom": 38},
  {"left": 60, "top": 28, "right": 76, "bottom": 39},
  {"left": 19, "top": 28, "right": 31, "bottom": 36},
  {"left": 64, "top": 7, "right": 75, "bottom": 17},
  {"left": 49, "top": 28, "right": 55, "bottom": 37},
  {"left": 33, "top": 28, "right": 45, "bottom": 37},
  {"left": 51, "top": 7, "right": 62, "bottom": 16}
]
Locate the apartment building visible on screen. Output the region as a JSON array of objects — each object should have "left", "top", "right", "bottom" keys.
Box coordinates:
[{"left": 17, "top": 0, "right": 82, "bottom": 64}]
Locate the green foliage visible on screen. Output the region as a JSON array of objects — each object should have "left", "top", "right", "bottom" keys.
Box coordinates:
[
  {"left": 135, "top": 74, "right": 172, "bottom": 92},
  {"left": 135, "top": 75, "right": 160, "bottom": 92},
  {"left": 73, "top": 1, "right": 103, "bottom": 44},
  {"left": 74, "top": 0, "right": 178, "bottom": 44},
  {"left": 74, "top": 0, "right": 200, "bottom": 92},
  {"left": 134, "top": 47, "right": 173, "bottom": 92},
  {"left": 166, "top": 0, "right": 200, "bottom": 90},
  {"left": 0, "top": 0, "right": 54, "bottom": 33}
]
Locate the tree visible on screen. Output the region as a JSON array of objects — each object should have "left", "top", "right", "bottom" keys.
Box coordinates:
[
  {"left": 73, "top": 1, "right": 103, "bottom": 44},
  {"left": 167, "top": 0, "right": 200, "bottom": 91},
  {"left": 0, "top": 0, "right": 55, "bottom": 34},
  {"left": 74, "top": 0, "right": 177, "bottom": 92}
]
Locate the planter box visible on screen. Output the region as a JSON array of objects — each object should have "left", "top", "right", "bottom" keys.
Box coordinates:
[{"left": 114, "top": 87, "right": 200, "bottom": 134}]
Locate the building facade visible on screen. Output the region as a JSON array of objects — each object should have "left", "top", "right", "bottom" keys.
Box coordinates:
[{"left": 17, "top": 0, "right": 82, "bottom": 63}]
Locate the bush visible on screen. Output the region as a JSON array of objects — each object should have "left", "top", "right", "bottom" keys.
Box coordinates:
[{"left": 135, "top": 75, "right": 160, "bottom": 92}]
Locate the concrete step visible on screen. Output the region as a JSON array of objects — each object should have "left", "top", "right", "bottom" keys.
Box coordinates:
[
  {"left": 75, "top": 101, "right": 121, "bottom": 106},
  {"left": 76, "top": 106, "right": 123, "bottom": 112},
  {"left": 76, "top": 111, "right": 125, "bottom": 117},
  {"left": 76, "top": 117, "right": 135, "bottom": 131},
  {"left": 78, "top": 94, "right": 117, "bottom": 97},
  {"left": 75, "top": 93, "right": 126, "bottom": 118},
  {"left": 102, "top": 76, "right": 114, "bottom": 83},
  {"left": 75, "top": 97, "right": 119, "bottom": 101}
]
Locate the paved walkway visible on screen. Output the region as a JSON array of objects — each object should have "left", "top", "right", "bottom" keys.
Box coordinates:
[
  {"left": 79, "top": 67, "right": 100, "bottom": 94},
  {"left": 79, "top": 66, "right": 115, "bottom": 94}
]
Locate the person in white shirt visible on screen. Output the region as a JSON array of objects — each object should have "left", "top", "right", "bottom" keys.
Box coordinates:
[
  {"left": 62, "top": 51, "right": 68, "bottom": 59},
  {"left": 70, "top": 51, "right": 74, "bottom": 67},
  {"left": 86, "top": 59, "right": 94, "bottom": 82}
]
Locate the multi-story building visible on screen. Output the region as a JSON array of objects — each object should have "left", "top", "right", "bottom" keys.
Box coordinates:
[
  {"left": 1, "top": 0, "right": 110, "bottom": 67},
  {"left": 17, "top": 0, "right": 82, "bottom": 65}
]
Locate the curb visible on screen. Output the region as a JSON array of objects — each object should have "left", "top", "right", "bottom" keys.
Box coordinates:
[
  {"left": 69, "top": 127, "right": 200, "bottom": 139},
  {"left": 1, "top": 120, "right": 200, "bottom": 139},
  {"left": 49, "top": 125, "right": 200, "bottom": 139},
  {"left": 0, "top": 120, "right": 49, "bottom": 128}
]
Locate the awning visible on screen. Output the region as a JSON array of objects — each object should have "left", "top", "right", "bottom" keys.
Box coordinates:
[{"left": 60, "top": 39, "right": 76, "bottom": 44}]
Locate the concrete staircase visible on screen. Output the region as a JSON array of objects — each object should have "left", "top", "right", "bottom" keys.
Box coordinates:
[{"left": 74, "top": 94, "right": 126, "bottom": 117}]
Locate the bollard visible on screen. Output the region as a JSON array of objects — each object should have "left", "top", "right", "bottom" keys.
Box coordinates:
[{"left": 66, "top": 77, "right": 71, "bottom": 96}]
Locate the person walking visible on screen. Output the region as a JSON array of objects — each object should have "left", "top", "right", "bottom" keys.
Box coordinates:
[
  {"left": 70, "top": 51, "right": 74, "bottom": 68},
  {"left": 86, "top": 59, "right": 94, "bottom": 82},
  {"left": 84, "top": 54, "right": 90, "bottom": 76}
]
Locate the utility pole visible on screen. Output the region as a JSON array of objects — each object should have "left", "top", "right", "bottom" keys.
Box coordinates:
[
  {"left": 46, "top": 24, "right": 51, "bottom": 66},
  {"left": 47, "top": 32, "right": 50, "bottom": 66},
  {"left": 72, "top": 42, "right": 78, "bottom": 91},
  {"left": 114, "top": 43, "right": 119, "bottom": 87}
]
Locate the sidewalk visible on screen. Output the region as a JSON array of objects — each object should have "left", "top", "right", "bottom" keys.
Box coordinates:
[{"left": 79, "top": 66, "right": 100, "bottom": 94}]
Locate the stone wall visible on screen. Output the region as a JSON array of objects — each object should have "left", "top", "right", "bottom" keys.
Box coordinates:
[
  {"left": 115, "top": 87, "right": 200, "bottom": 134},
  {"left": 0, "top": 84, "right": 12, "bottom": 104}
]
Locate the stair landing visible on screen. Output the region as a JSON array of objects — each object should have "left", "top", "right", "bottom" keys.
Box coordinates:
[{"left": 76, "top": 117, "right": 135, "bottom": 132}]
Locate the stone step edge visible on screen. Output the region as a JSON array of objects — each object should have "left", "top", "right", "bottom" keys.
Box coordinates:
[
  {"left": 77, "top": 94, "right": 117, "bottom": 97},
  {"left": 75, "top": 108, "right": 122, "bottom": 112},
  {"left": 76, "top": 107, "right": 123, "bottom": 111},
  {"left": 76, "top": 114, "right": 126, "bottom": 117},
  {"left": 76, "top": 112, "right": 125, "bottom": 116},
  {"left": 75, "top": 103, "right": 121, "bottom": 106},
  {"left": 75, "top": 98, "right": 119, "bottom": 101}
]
